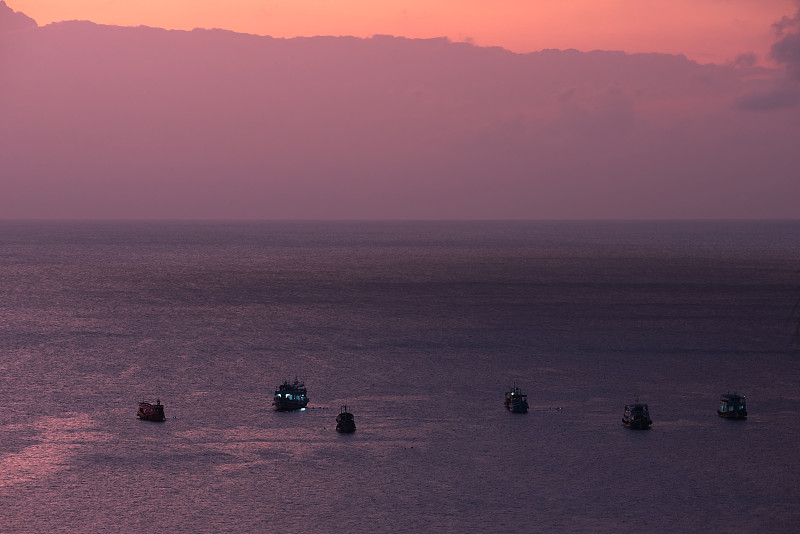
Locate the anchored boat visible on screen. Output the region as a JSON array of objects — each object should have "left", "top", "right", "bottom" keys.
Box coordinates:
[
  {"left": 622, "top": 397, "right": 652, "bottom": 429},
  {"left": 137, "top": 399, "right": 166, "bottom": 422},
  {"left": 273, "top": 378, "right": 309, "bottom": 411},
  {"left": 504, "top": 385, "right": 529, "bottom": 413},
  {"left": 336, "top": 406, "right": 356, "bottom": 433},
  {"left": 718, "top": 393, "right": 747, "bottom": 419}
]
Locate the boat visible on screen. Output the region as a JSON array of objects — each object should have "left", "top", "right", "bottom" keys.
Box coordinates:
[
  {"left": 718, "top": 393, "right": 747, "bottom": 419},
  {"left": 504, "top": 385, "right": 529, "bottom": 413},
  {"left": 272, "top": 378, "right": 309, "bottom": 411},
  {"left": 336, "top": 406, "right": 356, "bottom": 433},
  {"left": 622, "top": 397, "right": 652, "bottom": 429},
  {"left": 137, "top": 399, "right": 166, "bottom": 422}
]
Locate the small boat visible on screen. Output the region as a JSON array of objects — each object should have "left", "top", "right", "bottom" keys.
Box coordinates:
[
  {"left": 336, "top": 406, "right": 356, "bottom": 433},
  {"left": 273, "top": 378, "right": 309, "bottom": 411},
  {"left": 622, "top": 397, "right": 652, "bottom": 429},
  {"left": 137, "top": 399, "right": 166, "bottom": 422},
  {"left": 504, "top": 385, "right": 529, "bottom": 413},
  {"left": 718, "top": 393, "right": 747, "bottom": 419}
]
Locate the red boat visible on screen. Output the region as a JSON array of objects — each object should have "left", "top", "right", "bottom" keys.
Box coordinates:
[{"left": 138, "top": 399, "right": 166, "bottom": 422}]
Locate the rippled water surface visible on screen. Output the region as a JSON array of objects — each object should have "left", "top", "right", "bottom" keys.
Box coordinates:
[{"left": 1, "top": 220, "right": 798, "bottom": 532}]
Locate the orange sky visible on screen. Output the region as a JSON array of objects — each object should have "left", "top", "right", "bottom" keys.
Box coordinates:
[{"left": 5, "top": 0, "right": 797, "bottom": 64}]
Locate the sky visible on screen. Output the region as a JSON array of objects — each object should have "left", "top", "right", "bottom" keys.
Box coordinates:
[
  {"left": 4, "top": 0, "right": 797, "bottom": 65},
  {"left": 1, "top": 1, "right": 800, "bottom": 219}
]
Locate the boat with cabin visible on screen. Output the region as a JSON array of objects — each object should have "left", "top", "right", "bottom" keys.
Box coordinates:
[
  {"left": 273, "top": 378, "right": 309, "bottom": 411},
  {"left": 718, "top": 393, "right": 747, "bottom": 419},
  {"left": 622, "top": 397, "right": 652, "bottom": 429},
  {"left": 336, "top": 406, "right": 356, "bottom": 433},
  {"left": 504, "top": 385, "right": 529, "bottom": 413},
  {"left": 137, "top": 399, "right": 166, "bottom": 422}
]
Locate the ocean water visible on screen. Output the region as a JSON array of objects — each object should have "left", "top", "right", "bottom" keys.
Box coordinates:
[{"left": 0, "top": 220, "right": 798, "bottom": 533}]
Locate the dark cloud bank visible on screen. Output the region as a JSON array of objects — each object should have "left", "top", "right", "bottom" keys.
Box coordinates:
[{"left": 1, "top": 1, "right": 798, "bottom": 219}]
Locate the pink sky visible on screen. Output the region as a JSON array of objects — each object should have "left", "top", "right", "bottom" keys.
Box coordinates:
[
  {"left": 4, "top": 0, "right": 797, "bottom": 65},
  {"left": 1, "top": 1, "right": 799, "bottom": 219}
]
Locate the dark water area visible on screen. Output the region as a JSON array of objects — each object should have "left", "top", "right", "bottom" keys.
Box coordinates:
[{"left": 0, "top": 220, "right": 798, "bottom": 532}]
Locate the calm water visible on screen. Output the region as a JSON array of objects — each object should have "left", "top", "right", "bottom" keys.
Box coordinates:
[{"left": 0, "top": 220, "right": 798, "bottom": 533}]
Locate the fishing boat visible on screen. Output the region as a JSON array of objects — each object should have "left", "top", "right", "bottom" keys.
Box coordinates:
[
  {"left": 718, "top": 393, "right": 747, "bottom": 419},
  {"left": 273, "top": 378, "right": 309, "bottom": 411},
  {"left": 622, "top": 397, "right": 652, "bottom": 429},
  {"left": 504, "top": 385, "right": 529, "bottom": 413},
  {"left": 137, "top": 399, "right": 166, "bottom": 422},
  {"left": 336, "top": 406, "right": 356, "bottom": 433}
]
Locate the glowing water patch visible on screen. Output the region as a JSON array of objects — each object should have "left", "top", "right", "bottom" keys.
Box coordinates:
[{"left": 0, "top": 413, "right": 111, "bottom": 488}]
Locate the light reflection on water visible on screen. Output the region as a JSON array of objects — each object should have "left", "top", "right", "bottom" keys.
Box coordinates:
[{"left": 0, "top": 414, "right": 112, "bottom": 488}]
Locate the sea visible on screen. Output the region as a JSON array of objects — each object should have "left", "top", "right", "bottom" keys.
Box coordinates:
[{"left": 0, "top": 220, "right": 798, "bottom": 533}]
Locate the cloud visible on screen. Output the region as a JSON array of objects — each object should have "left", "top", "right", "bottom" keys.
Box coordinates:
[
  {"left": 771, "top": 2, "right": 800, "bottom": 37},
  {"left": 0, "top": 0, "right": 37, "bottom": 32},
  {"left": 734, "top": 86, "right": 800, "bottom": 110},
  {"left": 732, "top": 52, "right": 757, "bottom": 69},
  {"left": 772, "top": 32, "right": 800, "bottom": 79},
  {"left": 738, "top": 3, "right": 800, "bottom": 110},
  {"left": 771, "top": 2, "right": 800, "bottom": 79},
  {"left": 1, "top": 14, "right": 798, "bottom": 219}
]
